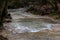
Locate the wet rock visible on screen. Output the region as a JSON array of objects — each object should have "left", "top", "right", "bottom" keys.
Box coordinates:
[
  {"left": 3, "top": 14, "right": 12, "bottom": 23},
  {"left": 0, "top": 35, "right": 8, "bottom": 40},
  {"left": 5, "top": 14, "right": 12, "bottom": 19}
]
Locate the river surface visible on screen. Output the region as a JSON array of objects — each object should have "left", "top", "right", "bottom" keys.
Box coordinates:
[
  {"left": 4, "top": 8, "right": 53, "bottom": 33},
  {"left": 2, "top": 8, "right": 60, "bottom": 40}
]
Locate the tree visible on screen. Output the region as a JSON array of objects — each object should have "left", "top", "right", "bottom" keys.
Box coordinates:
[
  {"left": 0, "top": 0, "right": 8, "bottom": 27},
  {"left": 48, "top": 0, "right": 58, "bottom": 11}
]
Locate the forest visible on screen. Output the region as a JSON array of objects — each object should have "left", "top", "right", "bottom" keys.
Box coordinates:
[
  {"left": 2, "top": 0, "right": 60, "bottom": 20},
  {"left": 0, "top": 0, "right": 60, "bottom": 40}
]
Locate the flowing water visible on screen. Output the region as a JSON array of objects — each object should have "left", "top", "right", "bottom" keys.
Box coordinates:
[
  {"left": 3, "top": 8, "right": 60, "bottom": 40},
  {"left": 5, "top": 8, "right": 53, "bottom": 34}
]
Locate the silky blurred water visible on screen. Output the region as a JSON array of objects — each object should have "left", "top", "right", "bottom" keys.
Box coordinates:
[{"left": 3, "top": 8, "right": 53, "bottom": 34}]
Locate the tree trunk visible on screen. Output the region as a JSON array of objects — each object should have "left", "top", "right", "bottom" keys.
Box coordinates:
[
  {"left": 0, "top": 0, "right": 8, "bottom": 27},
  {"left": 54, "top": 0, "right": 58, "bottom": 11}
]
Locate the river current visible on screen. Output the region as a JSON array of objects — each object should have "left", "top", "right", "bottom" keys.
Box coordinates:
[{"left": 4, "top": 8, "right": 53, "bottom": 34}]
